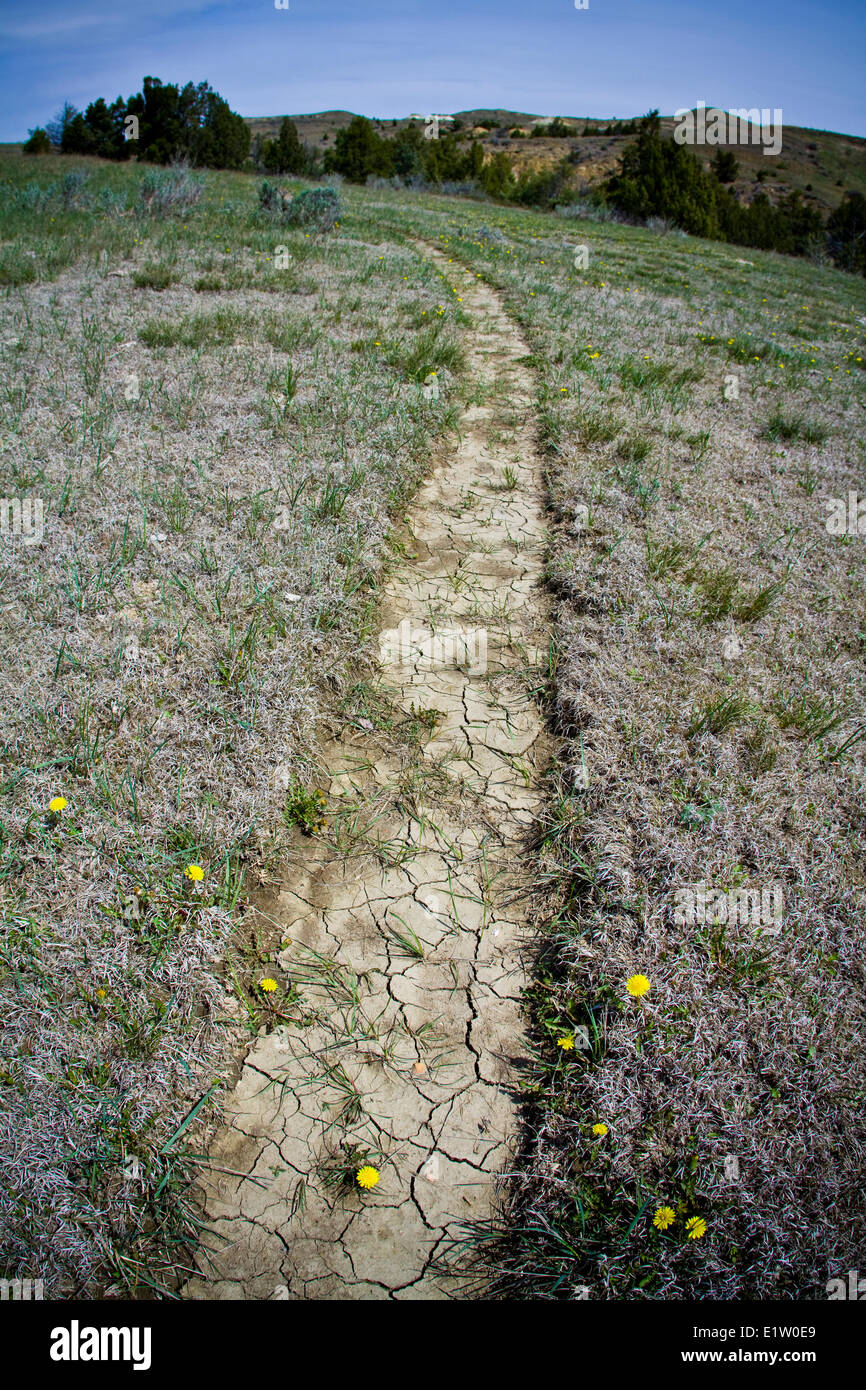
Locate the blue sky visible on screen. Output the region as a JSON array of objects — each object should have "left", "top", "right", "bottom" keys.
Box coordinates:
[{"left": 1, "top": 0, "right": 864, "bottom": 142}]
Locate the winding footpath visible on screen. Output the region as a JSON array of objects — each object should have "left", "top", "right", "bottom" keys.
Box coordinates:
[{"left": 184, "top": 247, "right": 549, "bottom": 1300}]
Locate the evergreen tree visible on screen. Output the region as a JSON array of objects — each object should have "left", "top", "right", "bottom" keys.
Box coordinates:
[
  {"left": 712, "top": 149, "right": 739, "bottom": 184},
  {"left": 481, "top": 151, "right": 515, "bottom": 199},
  {"left": 126, "top": 77, "right": 186, "bottom": 163},
  {"left": 324, "top": 115, "right": 392, "bottom": 181},
  {"left": 23, "top": 128, "right": 51, "bottom": 154},
  {"left": 827, "top": 191, "right": 866, "bottom": 273},
  {"left": 393, "top": 121, "right": 423, "bottom": 178},
  {"left": 605, "top": 110, "right": 720, "bottom": 237},
  {"left": 60, "top": 113, "right": 96, "bottom": 155},
  {"left": 124, "top": 77, "right": 249, "bottom": 168},
  {"left": 192, "top": 87, "right": 250, "bottom": 168},
  {"left": 276, "top": 118, "right": 305, "bottom": 173},
  {"left": 468, "top": 139, "right": 485, "bottom": 180}
]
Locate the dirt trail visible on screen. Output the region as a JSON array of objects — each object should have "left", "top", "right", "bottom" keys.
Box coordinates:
[{"left": 184, "top": 247, "right": 549, "bottom": 1300}]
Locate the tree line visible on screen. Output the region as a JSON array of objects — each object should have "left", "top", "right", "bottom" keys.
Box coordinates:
[
  {"left": 24, "top": 77, "right": 251, "bottom": 169},
  {"left": 604, "top": 111, "right": 865, "bottom": 272}
]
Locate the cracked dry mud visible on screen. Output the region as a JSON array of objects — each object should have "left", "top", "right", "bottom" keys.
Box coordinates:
[{"left": 184, "top": 249, "right": 549, "bottom": 1301}]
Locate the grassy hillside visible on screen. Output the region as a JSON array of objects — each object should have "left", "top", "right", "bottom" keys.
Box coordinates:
[
  {"left": 1, "top": 152, "right": 864, "bottom": 1298},
  {"left": 245, "top": 109, "right": 866, "bottom": 214}
]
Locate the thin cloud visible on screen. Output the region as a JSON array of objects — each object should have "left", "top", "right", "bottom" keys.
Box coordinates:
[{"left": 0, "top": 0, "right": 231, "bottom": 42}]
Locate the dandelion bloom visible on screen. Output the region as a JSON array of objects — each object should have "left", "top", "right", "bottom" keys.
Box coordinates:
[
  {"left": 259, "top": 978, "right": 278, "bottom": 994},
  {"left": 653, "top": 1206, "right": 675, "bottom": 1231},
  {"left": 592, "top": 1123, "right": 608, "bottom": 1137},
  {"left": 49, "top": 796, "right": 67, "bottom": 813},
  {"left": 686, "top": 1216, "right": 707, "bottom": 1240},
  {"left": 185, "top": 864, "right": 204, "bottom": 882},
  {"left": 96, "top": 988, "right": 107, "bottom": 1000},
  {"left": 557, "top": 1035, "right": 575, "bottom": 1051},
  {"left": 626, "top": 974, "right": 651, "bottom": 998},
  {"left": 356, "top": 1165, "right": 380, "bottom": 1190}
]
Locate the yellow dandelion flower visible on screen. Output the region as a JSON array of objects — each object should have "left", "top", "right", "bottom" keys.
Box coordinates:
[
  {"left": 185, "top": 864, "right": 204, "bottom": 882},
  {"left": 626, "top": 973, "right": 651, "bottom": 997},
  {"left": 686, "top": 1216, "right": 707, "bottom": 1240},
  {"left": 592, "top": 1123, "right": 608, "bottom": 1136},
  {"left": 259, "top": 977, "right": 278, "bottom": 993},
  {"left": 49, "top": 796, "right": 67, "bottom": 813},
  {"left": 557, "top": 1035, "right": 575, "bottom": 1051},
  {"left": 653, "top": 1205, "right": 675, "bottom": 1230},
  {"left": 356, "top": 1165, "right": 380, "bottom": 1190},
  {"left": 96, "top": 988, "right": 107, "bottom": 1000}
]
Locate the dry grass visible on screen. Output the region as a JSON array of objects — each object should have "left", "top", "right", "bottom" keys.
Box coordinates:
[
  {"left": 2, "top": 155, "right": 864, "bottom": 1301},
  {"left": 356, "top": 189, "right": 866, "bottom": 1298},
  {"left": 0, "top": 156, "right": 465, "bottom": 1295}
]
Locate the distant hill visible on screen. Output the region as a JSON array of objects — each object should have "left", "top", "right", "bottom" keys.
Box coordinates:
[{"left": 244, "top": 108, "right": 866, "bottom": 214}]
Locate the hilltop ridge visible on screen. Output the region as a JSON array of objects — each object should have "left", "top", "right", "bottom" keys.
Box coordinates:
[{"left": 245, "top": 108, "right": 866, "bottom": 212}]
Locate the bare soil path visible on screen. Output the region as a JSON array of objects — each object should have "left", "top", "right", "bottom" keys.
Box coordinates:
[{"left": 184, "top": 246, "right": 549, "bottom": 1300}]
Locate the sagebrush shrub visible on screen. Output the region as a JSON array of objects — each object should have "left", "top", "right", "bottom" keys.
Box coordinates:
[
  {"left": 139, "top": 165, "right": 204, "bottom": 216},
  {"left": 258, "top": 179, "right": 282, "bottom": 212},
  {"left": 283, "top": 187, "right": 341, "bottom": 231},
  {"left": 60, "top": 170, "right": 92, "bottom": 210},
  {"left": 259, "top": 183, "right": 341, "bottom": 231}
]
